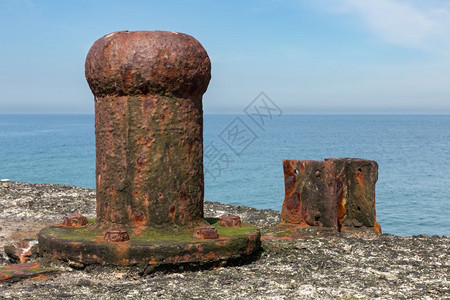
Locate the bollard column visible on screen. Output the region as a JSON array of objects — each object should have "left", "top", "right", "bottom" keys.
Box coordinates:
[
  {"left": 281, "top": 160, "right": 337, "bottom": 228},
  {"left": 278, "top": 158, "right": 381, "bottom": 237},
  {"left": 325, "top": 158, "right": 381, "bottom": 234},
  {"left": 85, "top": 31, "right": 210, "bottom": 228}
]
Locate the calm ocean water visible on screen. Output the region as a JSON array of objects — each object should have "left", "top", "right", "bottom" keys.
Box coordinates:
[{"left": 0, "top": 114, "right": 449, "bottom": 236}]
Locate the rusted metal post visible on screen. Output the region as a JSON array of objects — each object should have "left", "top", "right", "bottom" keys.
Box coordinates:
[
  {"left": 85, "top": 31, "right": 211, "bottom": 228},
  {"left": 325, "top": 158, "right": 381, "bottom": 234},
  {"left": 281, "top": 158, "right": 381, "bottom": 235},
  {"left": 281, "top": 160, "right": 337, "bottom": 228}
]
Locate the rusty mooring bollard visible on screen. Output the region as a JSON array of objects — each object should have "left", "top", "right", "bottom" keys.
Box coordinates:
[
  {"left": 281, "top": 158, "right": 381, "bottom": 235},
  {"left": 38, "top": 31, "right": 261, "bottom": 268},
  {"left": 85, "top": 31, "right": 211, "bottom": 228}
]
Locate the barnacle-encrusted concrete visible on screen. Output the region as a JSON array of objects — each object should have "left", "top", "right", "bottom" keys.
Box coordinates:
[{"left": 1, "top": 182, "right": 448, "bottom": 299}]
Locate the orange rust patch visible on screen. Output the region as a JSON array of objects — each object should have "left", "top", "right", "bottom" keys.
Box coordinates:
[
  {"left": 168, "top": 204, "right": 176, "bottom": 220},
  {"left": 374, "top": 221, "right": 382, "bottom": 235},
  {"left": 4, "top": 263, "right": 39, "bottom": 270},
  {"left": 132, "top": 210, "right": 146, "bottom": 227},
  {"left": 215, "top": 240, "right": 229, "bottom": 247},
  {"left": 336, "top": 181, "right": 346, "bottom": 231},
  {"left": 0, "top": 273, "right": 11, "bottom": 281},
  {"left": 182, "top": 253, "right": 191, "bottom": 262},
  {"left": 282, "top": 192, "right": 303, "bottom": 224},
  {"left": 32, "top": 274, "right": 49, "bottom": 280},
  {"left": 132, "top": 225, "right": 146, "bottom": 235},
  {"left": 205, "top": 251, "right": 219, "bottom": 260}
]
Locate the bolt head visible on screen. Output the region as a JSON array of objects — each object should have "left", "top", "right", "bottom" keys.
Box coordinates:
[
  {"left": 193, "top": 226, "right": 219, "bottom": 239},
  {"left": 104, "top": 230, "right": 130, "bottom": 242},
  {"left": 132, "top": 210, "right": 145, "bottom": 222},
  {"left": 62, "top": 213, "right": 88, "bottom": 227}
]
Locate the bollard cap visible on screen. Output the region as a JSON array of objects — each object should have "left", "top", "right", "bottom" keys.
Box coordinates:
[{"left": 85, "top": 31, "right": 211, "bottom": 98}]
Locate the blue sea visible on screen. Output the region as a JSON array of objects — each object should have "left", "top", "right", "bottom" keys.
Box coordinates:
[{"left": 1, "top": 114, "right": 449, "bottom": 236}]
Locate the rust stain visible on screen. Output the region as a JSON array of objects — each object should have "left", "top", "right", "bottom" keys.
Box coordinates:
[
  {"left": 336, "top": 178, "right": 346, "bottom": 231},
  {"left": 32, "top": 274, "right": 49, "bottom": 280},
  {"left": 132, "top": 210, "right": 146, "bottom": 224},
  {"left": 281, "top": 158, "right": 381, "bottom": 235},
  {"left": 4, "top": 263, "right": 39, "bottom": 270},
  {"left": 215, "top": 240, "right": 229, "bottom": 247},
  {"left": 0, "top": 273, "right": 11, "bottom": 281},
  {"left": 374, "top": 221, "right": 382, "bottom": 235},
  {"left": 205, "top": 251, "right": 219, "bottom": 261},
  {"left": 168, "top": 204, "right": 176, "bottom": 220}
]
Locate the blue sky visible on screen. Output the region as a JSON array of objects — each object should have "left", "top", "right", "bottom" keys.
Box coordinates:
[{"left": 1, "top": 0, "right": 449, "bottom": 114}]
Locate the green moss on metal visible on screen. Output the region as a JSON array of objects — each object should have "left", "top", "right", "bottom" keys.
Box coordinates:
[
  {"left": 0, "top": 267, "right": 55, "bottom": 275},
  {"left": 41, "top": 226, "right": 103, "bottom": 241},
  {"left": 215, "top": 222, "right": 257, "bottom": 236},
  {"left": 131, "top": 228, "right": 197, "bottom": 243},
  {"left": 40, "top": 221, "right": 257, "bottom": 244}
]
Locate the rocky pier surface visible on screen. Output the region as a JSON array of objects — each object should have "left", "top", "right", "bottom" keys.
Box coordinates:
[{"left": 0, "top": 181, "right": 448, "bottom": 299}]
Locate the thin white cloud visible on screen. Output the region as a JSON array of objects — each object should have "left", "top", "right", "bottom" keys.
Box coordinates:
[
  {"left": 344, "top": 0, "right": 436, "bottom": 45},
  {"left": 322, "top": 0, "right": 450, "bottom": 55}
]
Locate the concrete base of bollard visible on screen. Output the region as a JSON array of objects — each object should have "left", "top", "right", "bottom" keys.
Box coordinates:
[{"left": 38, "top": 219, "right": 261, "bottom": 271}]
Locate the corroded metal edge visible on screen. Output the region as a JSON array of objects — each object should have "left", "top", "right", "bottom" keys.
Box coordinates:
[
  {"left": 0, "top": 263, "right": 58, "bottom": 282},
  {"left": 37, "top": 225, "right": 261, "bottom": 269},
  {"left": 280, "top": 158, "right": 381, "bottom": 236}
]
